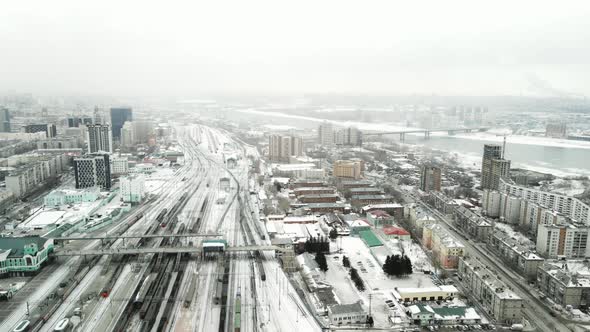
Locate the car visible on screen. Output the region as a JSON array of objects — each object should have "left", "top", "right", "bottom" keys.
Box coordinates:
[
  {"left": 387, "top": 303, "right": 395, "bottom": 308},
  {"left": 427, "top": 326, "right": 435, "bottom": 331},
  {"left": 385, "top": 299, "right": 393, "bottom": 304}
]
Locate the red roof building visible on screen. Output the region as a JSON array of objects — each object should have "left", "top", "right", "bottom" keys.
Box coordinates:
[{"left": 382, "top": 226, "right": 411, "bottom": 241}]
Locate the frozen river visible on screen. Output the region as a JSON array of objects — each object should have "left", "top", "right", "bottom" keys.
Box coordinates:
[{"left": 233, "top": 109, "right": 590, "bottom": 177}]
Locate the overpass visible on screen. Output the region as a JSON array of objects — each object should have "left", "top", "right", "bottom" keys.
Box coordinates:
[
  {"left": 53, "top": 233, "right": 223, "bottom": 241},
  {"left": 363, "top": 127, "right": 489, "bottom": 141},
  {"left": 50, "top": 245, "right": 286, "bottom": 257}
]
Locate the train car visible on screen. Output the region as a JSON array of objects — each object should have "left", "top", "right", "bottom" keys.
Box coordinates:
[
  {"left": 183, "top": 273, "right": 198, "bottom": 308},
  {"left": 134, "top": 274, "right": 155, "bottom": 307},
  {"left": 256, "top": 252, "right": 266, "bottom": 281},
  {"left": 202, "top": 239, "right": 228, "bottom": 254},
  {"left": 100, "top": 263, "right": 123, "bottom": 297},
  {"left": 53, "top": 318, "right": 72, "bottom": 332},
  {"left": 155, "top": 208, "right": 168, "bottom": 223},
  {"left": 233, "top": 288, "right": 241, "bottom": 332},
  {"left": 12, "top": 320, "right": 30, "bottom": 332}
]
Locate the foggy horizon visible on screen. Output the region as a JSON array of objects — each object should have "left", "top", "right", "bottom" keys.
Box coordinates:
[{"left": 2, "top": 1, "right": 590, "bottom": 98}]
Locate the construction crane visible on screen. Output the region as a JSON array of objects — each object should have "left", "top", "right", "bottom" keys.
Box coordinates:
[{"left": 495, "top": 133, "right": 510, "bottom": 158}]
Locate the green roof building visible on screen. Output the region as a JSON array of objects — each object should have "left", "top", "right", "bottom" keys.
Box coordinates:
[
  {"left": 0, "top": 237, "right": 54, "bottom": 276},
  {"left": 359, "top": 230, "right": 383, "bottom": 247}
]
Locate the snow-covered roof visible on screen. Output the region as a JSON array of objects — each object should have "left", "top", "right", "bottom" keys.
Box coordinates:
[{"left": 329, "top": 301, "right": 365, "bottom": 315}]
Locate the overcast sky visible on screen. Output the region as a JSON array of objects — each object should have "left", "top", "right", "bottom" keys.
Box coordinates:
[{"left": 1, "top": 1, "right": 590, "bottom": 97}]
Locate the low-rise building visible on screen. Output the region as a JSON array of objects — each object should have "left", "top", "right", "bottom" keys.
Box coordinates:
[
  {"left": 349, "top": 187, "right": 383, "bottom": 196},
  {"left": 366, "top": 210, "right": 394, "bottom": 227},
  {"left": 304, "top": 203, "right": 348, "bottom": 214},
  {"left": 351, "top": 194, "right": 393, "bottom": 207},
  {"left": 423, "top": 224, "right": 464, "bottom": 269},
  {"left": 453, "top": 206, "right": 492, "bottom": 243},
  {"left": 44, "top": 188, "right": 100, "bottom": 207},
  {"left": 382, "top": 226, "right": 411, "bottom": 241},
  {"left": 537, "top": 260, "right": 590, "bottom": 308},
  {"left": 487, "top": 229, "right": 544, "bottom": 279},
  {"left": 458, "top": 256, "right": 524, "bottom": 324},
  {"left": 293, "top": 187, "right": 336, "bottom": 197},
  {"left": 407, "top": 305, "right": 481, "bottom": 326},
  {"left": 362, "top": 203, "right": 405, "bottom": 221},
  {"left": 291, "top": 180, "right": 327, "bottom": 189},
  {"left": 339, "top": 179, "right": 373, "bottom": 190},
  {"left": 328, "top": 301, "right": 367, "bottom": 326},
  {"left": 396, "top": 286, "right": 458, "bottom": 303},
  {"left": 0, "top": 237, "right": 54, "bottom": 276},
  {"left": 299, "top": 194, "right": 338, "bottom": 204}
]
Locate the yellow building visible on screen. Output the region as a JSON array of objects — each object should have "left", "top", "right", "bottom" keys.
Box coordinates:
[{"left": 333, "top": 160, "right": 363, "bottom": 179}]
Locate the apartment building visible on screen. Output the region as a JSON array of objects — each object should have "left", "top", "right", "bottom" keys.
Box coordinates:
[
  {"left": 5, "top": 153, "right": 68, "bottom": 198},
  {"left": 481, "top": 144, "right": 510, "bottom": 190},
  {"left": 500, "top": 179, "right": 590, "bottom": 225},
  {"left": 423, "top": 223, "right": 465, "bottom": 269},
  {"left": 268, "top": 134, "right": 303, "bottom": 163},
  {"left": 86, "top": 124, "right": 113, "bottom": 153},
  {"left": 111, "top": 156, "right": 129, "bottom": 175},
  {"left": 453, "top": 206, "right": 492, "bottom": 242},
  {"left": 458, "top": 256, "right": 524, "bottom": 324},
  {"left": 120, "top": 175, "right": 145, "bottom": 203},
  {"left": 318, "top": 122, "right": 334, "bottom": 146},
  {"left": 487, "top": 229, "right": 544, "bottom": 279},
  {"left": 537, "top": 260, "right": 590, "bottom": 308},
  {"left": 420, "top": 164, "right": 442, "bottom": 192},
  {"left": 334, "top": 127, "right": 362, "bottom": 146},
  {"left": 536, "top": 223, "right": 590, "bottom": 259},
  {"left": 333, "top": 160, "right": 363, "bottom": 179},
  {"left": 481, "top": 189, "right": 501, "bottom": 218}
]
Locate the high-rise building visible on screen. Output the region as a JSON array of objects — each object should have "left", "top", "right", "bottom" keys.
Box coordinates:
[
  {"left": 111, "top": 156, "right": 129, "bottom": 175},
  {"left": 93, "top": 106, "right": 103, "bottom": 124},
  {"left": 546, "top": 122, "right": 567, "bottom": 138},
  {"left": 420, "top": 164, "right": 442, "bottom": 192},
  {"left": 110, "top": 107, "right": 133, "bottom": 140},
  {"left": 120, "top": 175, "right": 145, "bottom": 203},
  {"left": 86, "top": 124, "right": 113, "bottom": 153},
  {"left": 318, "top": 122, "right": 334, "bottom": 146},
  {"left": 333, "top": 160, "right": 363, "bottom": 179},
  {"left": 536, "top": 223, "right": 590, "bottom": 258},
  {"left": 74, "top": 153, "right": 111, "bottom": 190},
  {"left": 23, "top": 124, "right": 57, "bottom": 138},
  {"left": 335, "top": 127, "right": 362, "bottom": 146},
  {"left": 132, "top": 120, "right": 154, "bottom": 143},
  {"left": 0, "top": 108, "right": 11, "bottom": 132},
  {"left": 67, "top": 117, "right": 93, "bottom": 127},
  {"left": 121, "top": 122, "right": 135, "bottom": 147},
  {"left": 268, "top": 135, "right": 303, "bottom": 162},
  {"left": 481, "top": 144, "right": 510, "bottom": 190}
]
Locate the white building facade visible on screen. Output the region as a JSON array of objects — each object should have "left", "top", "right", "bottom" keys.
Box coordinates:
[{"left": 120, "top": 175, "right": 145, "bottom": 203}]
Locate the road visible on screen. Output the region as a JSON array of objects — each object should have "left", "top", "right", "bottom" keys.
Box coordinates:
[{"left": 409, "top": 191, "right": 573, "bottom": 332}]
